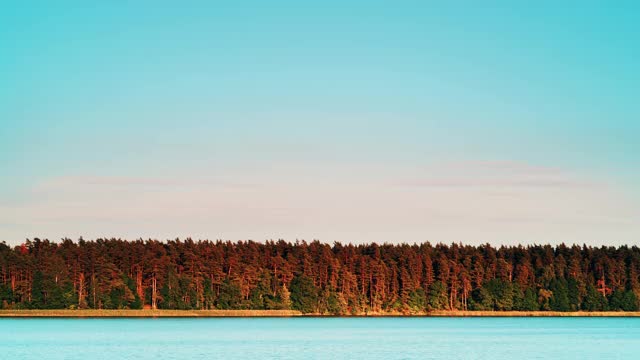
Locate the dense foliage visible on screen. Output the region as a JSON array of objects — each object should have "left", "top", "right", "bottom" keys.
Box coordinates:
[{"left": 1, "top": 238, "right": 639, "bottom": 313}]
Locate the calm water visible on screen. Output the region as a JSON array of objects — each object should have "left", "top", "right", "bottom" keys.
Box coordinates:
[{"left": 1, "top": 317, "right": 639, "bottom": 359}]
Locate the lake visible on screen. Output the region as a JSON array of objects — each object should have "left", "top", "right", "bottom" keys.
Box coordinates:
[{"left": 1, "top": 317, "right": 639, "bottom": 359}]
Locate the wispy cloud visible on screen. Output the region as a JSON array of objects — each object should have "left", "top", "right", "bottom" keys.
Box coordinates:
[
  {"left": 1, "top": 159, "right": 637, "bottom": 246},
  {"left": 33, "top": 175, "right": 260, "bottom": 190},
  {"left": 397, "top": 160, "right": 596, "bottom": 189}
]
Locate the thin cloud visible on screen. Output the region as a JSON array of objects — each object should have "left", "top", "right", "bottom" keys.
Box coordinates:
[
  {"left": 397, "top": 160, "right": 597, "bottom": 189},
  {"left": 33, "top": 175, "right": 261, "bottom": 190}
]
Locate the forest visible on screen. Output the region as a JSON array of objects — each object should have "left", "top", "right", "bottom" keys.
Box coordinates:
[{"left": 0, "top": 238, "right": 638, "bottom": 314}]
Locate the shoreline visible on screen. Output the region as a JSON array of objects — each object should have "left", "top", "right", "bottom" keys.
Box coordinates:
[
  {"left": 421, "top": 310, "right": 640, "bottom": 317},
  {"left": 2, "top": 310, "right": 640, "bottom": 318},
  {"left": 0, "top": 310, "right": 303, "bottom": 317}
]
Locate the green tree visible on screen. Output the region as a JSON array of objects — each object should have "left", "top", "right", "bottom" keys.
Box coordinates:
[
  {"left": 428, "top": 281, "right": 449, "bottom": 310},
  {"left": 31, "top": 271, "right": 45, "bottom": 308},
  {"left": 326, "top": 291, "right": 347, "bottom": 315},
  {"left": 123, "top": 275, "right": 142, "bottom": 309},
  {"left": 470, "top": 286, "right": 493, "bottom": 310},
  {"left": 609, "top": 290, "right": 637, "bottom": 311},
  {"left": 407, "top": 289, "right": 427, "bottom": 313},
  {"left": 160, "top": 266, "right": 182, "bottom": 309},
  {"left": 486, "top": 279, "right": 514, "bottom": 311},
  {"left": 549, "top": 279, "right": 570, "bottom": 311},
  {"left": 582, "top": 284, "right": 607, "bottom": 311},
  {"left": 511, "top": 284, "right": 525, "bottom": 310},
  {"left": 471, "top": 279, "right": 514, "bottom": 311},
  {"left": 216, "top": 278, "right": 243, "bottom": 310},
  {"left": 0, "top": 284, "right": 13, "bottom": 309},
  {"left": 289, "top": 275, "right": 318, "bottom": 313},
  {"left": 46, "top": 283, "right": 66, "bottom": 309},
  {"left": 567, "top": 278, "right": 581, "bottom": 311},
  {"left": 621, "top": 291, "right": 639, "bottom": 311},
  {"left": 249, "top": 272, "right": 275, "bottom": 310},
  {"left": 203, "top": 278, "right": 215, "bottom": 310},
  {"left": 518, "top": 287, "right": 539, "bottom": 311}
]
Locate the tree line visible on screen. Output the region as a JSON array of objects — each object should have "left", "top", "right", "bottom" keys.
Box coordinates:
[{"left": 0, "top": 238, "right": 638, "bottom": 313}]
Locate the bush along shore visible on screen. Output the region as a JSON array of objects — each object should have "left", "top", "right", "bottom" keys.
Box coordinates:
[
  {"left": 1, "top": 309, "right": 640, "bottom": 317},
  {"left": 1, "top": 239, "right": 640, "bottom": 315},
  {"left": 0, "top": 309, "right": 302, "bottom": 317}
]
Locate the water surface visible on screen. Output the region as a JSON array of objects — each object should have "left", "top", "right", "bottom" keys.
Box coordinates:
[{"left": 1, "top": 317, "right": 639, "bottom": 359}]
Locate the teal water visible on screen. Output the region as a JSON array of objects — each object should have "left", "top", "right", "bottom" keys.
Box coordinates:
[{"left": 1, "top": 317, "right": 639, "bottom": 359}]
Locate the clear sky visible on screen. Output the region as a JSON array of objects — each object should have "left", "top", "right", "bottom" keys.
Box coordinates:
[{"left": 1, "top": 1, "right": 639, "bottom": 246}]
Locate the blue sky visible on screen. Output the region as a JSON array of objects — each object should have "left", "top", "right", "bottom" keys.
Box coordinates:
[{"left": 1, "top": 1, "right": 639, "bottom": 245}]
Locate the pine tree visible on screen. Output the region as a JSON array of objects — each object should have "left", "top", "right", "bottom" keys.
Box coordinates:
[
  {"left": 290, "top": 275, "right": 318, "bottom": 314},
  {"left": 428, "top": 281, "right": 449, "bottom": 310},
  {"left": 31, "top": 271, "right": 45, "bottom": 308}
]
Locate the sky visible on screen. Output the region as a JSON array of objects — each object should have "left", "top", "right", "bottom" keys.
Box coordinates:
[{"left": 1, "top": 1, "right": 639, "bottom": 246}]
